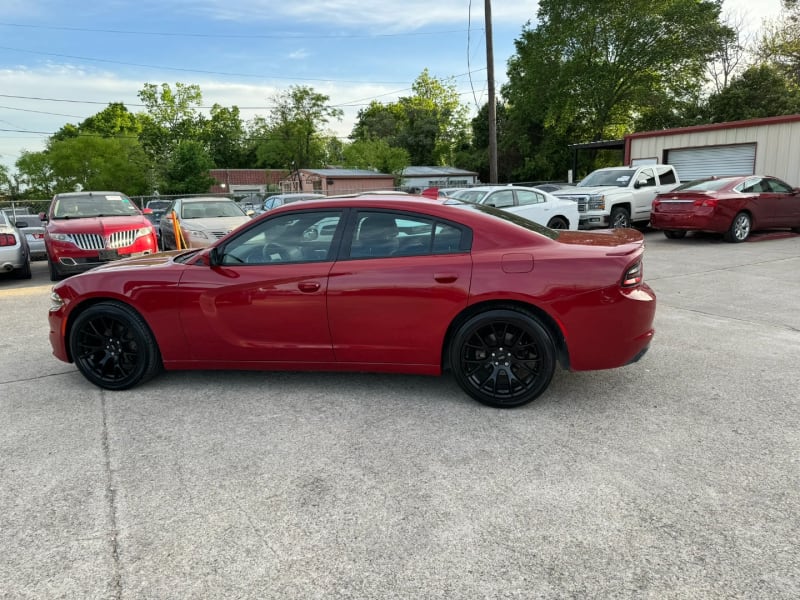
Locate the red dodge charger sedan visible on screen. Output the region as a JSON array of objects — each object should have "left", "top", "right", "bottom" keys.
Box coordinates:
[
  {"left": 651, "top": 175, "right": 800, "bottom": 242},
  {"left": 47, "top": 195, "right": 656, "bottom": 408}
]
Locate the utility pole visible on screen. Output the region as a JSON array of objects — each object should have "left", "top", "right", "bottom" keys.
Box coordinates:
[{"left": 485, "top": 0, "right": 498, "bottom": 183}]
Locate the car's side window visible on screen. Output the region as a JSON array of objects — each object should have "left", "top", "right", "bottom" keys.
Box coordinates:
[
  {"left": 638, "top": 169, "right": 657, "bottom": 187},
  {"left": 764, "top": 178, "right": 793, "bottom": 193},
  {"left": 739, "top": 178, "right": 764, "bottom": 193},
  {"left": 486, "top": 190, "right": 515, "bottom": 208},
  {"left": 220, "top": 210, "right": 342, "bottom": 265},
  {"left": 516, "top": 190, "right": 544, "bottom": 205},
  {"left": 656, "top": 166, "right": 677, "bottom": 185},
  {"left": 432, "top": 223, "right": 465, "bottom": 254},
  {"left": 349, "top": 212, "right": 428, "bottom": 259}
]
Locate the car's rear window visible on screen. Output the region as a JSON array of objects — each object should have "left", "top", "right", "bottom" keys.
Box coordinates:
[{"left": 673, "top": 178, "right": 736, "bottom": 192}]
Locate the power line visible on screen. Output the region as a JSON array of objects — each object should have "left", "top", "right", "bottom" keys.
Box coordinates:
[{"left": 0, "top": 21, "right": 477, "bottom": 41}]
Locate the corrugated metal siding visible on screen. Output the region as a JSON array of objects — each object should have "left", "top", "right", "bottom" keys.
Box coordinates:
[
  {"left": 628, "top": 119, "right": 800, "bottom": 185},
  {"left": 667, "top": 144, "right": 756, "bottom": 181}
]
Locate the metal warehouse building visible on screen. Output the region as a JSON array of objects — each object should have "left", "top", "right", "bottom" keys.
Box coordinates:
[{"left": 624, "top": 114, "right": 800, "bottom": 186}]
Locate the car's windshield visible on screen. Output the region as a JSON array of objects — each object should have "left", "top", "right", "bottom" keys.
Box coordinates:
[
  {"left": 577, "top": 169, "right": 636, "bottom": 188},
  {"left": 53, "top": 193, "right": 140, "bottom": 218},
  {"left": 181, "top": 201, "right": 246, "bottom": 219},
  {"left": 451, "top": 189, "right": 489, "bottom": 203}
]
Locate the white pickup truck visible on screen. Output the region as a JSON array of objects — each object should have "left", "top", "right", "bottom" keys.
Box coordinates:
[{"left": 553, "top": 164, "right": 680, "bottom": 229}]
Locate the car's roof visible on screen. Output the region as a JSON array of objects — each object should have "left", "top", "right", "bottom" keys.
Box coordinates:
[
  {"left": 178, "top": 196, "right": 237, "bottom": 202},
  {"left": 54, "top": 191, "right": 126, "bottom": 198}
]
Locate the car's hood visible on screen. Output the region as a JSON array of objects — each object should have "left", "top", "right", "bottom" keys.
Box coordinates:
[
  {"left": 555, "top": 185, "right": 622, "bottom": 196},
  {"left": 182, "top": 216, "right": 250, "bottom": 230},
  {"left": 88, "top": 250, "right": 188, "bottom": 273},
  {"left": 556, "top": 228, "right": 644, "bottom": 252},
  {"left": 48, "top": 215, "right": 151, "bottom": 234}
]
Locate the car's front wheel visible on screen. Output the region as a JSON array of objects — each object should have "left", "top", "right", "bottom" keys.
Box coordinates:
[
  {"left": 724, "top": 212, "right": 751, "bottom": 243},
  {"left": 69, "top": 301, "right": 162, "bottom": 390},
  {"left": 48, "top": 260, "right": 62, "bottom": 282},
  {"left": 610, "top": 207, "right": 631, "bottom": 228},
  {"left": 449, "top": 309, "right": 556, "bottom": 408}
]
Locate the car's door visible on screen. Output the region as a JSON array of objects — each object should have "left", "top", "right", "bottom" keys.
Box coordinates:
[
  {"left": 762, "top": 177, "right": 800, "bottom": 226},
  {"left": 632, "top": 167, "right": 658, "bottom": 221},
  {"left": 738, "top": 178, "right": 776, "bottom": 226},
  {"left": 177, "top": 209, "right": 345, "bottom": 363},
  {"left": 482, "top": 189, "right": 515, "bottom": 209},
  {"left": 326, "top": 210, "right": 472, "bottom": 367},
  {"left": 508, "top": 189, "right": 549, "bottom": 225}
]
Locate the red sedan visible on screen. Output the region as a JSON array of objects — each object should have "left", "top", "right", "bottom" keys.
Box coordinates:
[
  {"left": 47, "top": 196, "right": 656, "bottom": 408},
  {"left": 651, "top": 175, "right": 800, "bottom": 242}
]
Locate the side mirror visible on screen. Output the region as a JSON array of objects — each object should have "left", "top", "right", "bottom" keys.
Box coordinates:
[
  {"left": 14, "top": 220, "right": 29, "bottom": 228},
  {"left": 209, "top": 246, "right": 221, "bottom": 266},
  {"left": 633, "top": 181, "right": 642, "bottom": 189},
  {"left": 39, "top": 212, "right": 49, "bottom": 222}
]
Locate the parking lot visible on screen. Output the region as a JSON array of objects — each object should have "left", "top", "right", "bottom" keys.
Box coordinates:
[{"left": 2, "top": 230, "right": 799, "bottom": 599}]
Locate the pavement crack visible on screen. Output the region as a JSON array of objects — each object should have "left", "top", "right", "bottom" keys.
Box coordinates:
[
  {"left": 101, "top": 390, "right": 123, "bottom": 600},
  {"left": 661, "top": 303, "right": 800, "bottom": 333},
  {"left": 647, "top": 255, "right": 800, "bottom": 282}
]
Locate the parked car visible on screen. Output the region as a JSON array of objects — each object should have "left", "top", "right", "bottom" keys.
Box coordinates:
[
  {"left": 159, "top": 196, "right": 253, "bottom": 250},
  {"left": 141, "top": 200, "right": 171, "bottom": 249},
  {"left": 262, "top": 193, "right": 325, "bottom": 212},
  {"left": 46, "top": 195, "right": 655, "bottom": 408},
  {"left": 41, "top": 191, "right": 158, "bottom": 281},
  {"left": 0, "top": 210, "right": 31, "bottom": 279},
  {"left": 450, "top": 185, "right": 579, "bottom": 230},
  {"left": 1, "top": 208, "right": 46, "bottom": 260},
  {"left": 651, "top": 175, "right": 800, "bottom": 242}
]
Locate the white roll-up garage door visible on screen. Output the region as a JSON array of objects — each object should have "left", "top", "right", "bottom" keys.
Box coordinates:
[{"left": 666, "top": 144, "right": 756, "bottom": 181}]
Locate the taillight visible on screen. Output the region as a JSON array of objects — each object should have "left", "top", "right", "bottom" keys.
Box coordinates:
[
  {"left": 693, "top": 198, "right": 718, "bottom": 208},
  {"left": 622, "top": 261, "right": 643, "bottom": 287},
  {"left": 0, "top": 233, "right": 17, "bottom": 246}
]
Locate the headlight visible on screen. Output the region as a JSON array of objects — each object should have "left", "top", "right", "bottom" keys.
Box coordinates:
[
  {"left": 49, "top": 289, "right": 65, "bottom": 311},
  {"left": 135, "top": 227, "right": 153, "bottom": 238},
  {"left": 588, "top": 194, "right": 605, "bottom": 210},
  {"left": 51, "top": 233, "right": 74, "bottom": 243},
  {"left": 186, "top": 229, "right": 209, "bottom": 239}
]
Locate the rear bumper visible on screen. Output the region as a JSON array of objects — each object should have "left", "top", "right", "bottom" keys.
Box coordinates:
[{"left": 651, "top": 213, "right": 724, "bottom": 232}]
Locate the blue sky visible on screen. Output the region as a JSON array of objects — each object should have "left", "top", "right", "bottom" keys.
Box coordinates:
[{"left": 0, "top": 0, "right": 785, "bottom": 171}]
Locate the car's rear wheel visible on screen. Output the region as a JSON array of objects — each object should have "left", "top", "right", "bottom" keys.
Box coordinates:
[
  {"left": 724, "top": 212, "right": 751, "bottom": 243},
  {"left": 69, "top": 302, "right": 162, "bottom": 390},
  {"left": 449, "top": 309, "right": 556, "bottom": 408},
  {"left": 663, "top": 230, "right": 687, "bottom": 239},
  {"left": 610, "top": 207, "right": 631, "bottom": 228},
  {"left": 547, "top": 216, "right": 569, "bottom": 230}
]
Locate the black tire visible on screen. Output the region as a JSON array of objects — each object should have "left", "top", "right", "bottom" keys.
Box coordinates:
[
  {"left": 723, "top": 212, "right": 751, "bottom": 243},
  {"left": 15, "top": 257, "right": 32, "bottom": 280},
  {"left": 68, "top": 301, "right": 162, "bottom": 390},
  {"left": 547, "top": 216, "right": 570, "bottom": 230},
  {"left": 449, "top": 309, "right": 556, "bottom": 408},
  {"left": 610, "top": 207, "right": 631, "bottom": 228},
  {"left": 663, "top": 230, "right": 687, "bottom": 240},
  {"left": 48, "top": 259, "right": 62, "bottom": 282}
]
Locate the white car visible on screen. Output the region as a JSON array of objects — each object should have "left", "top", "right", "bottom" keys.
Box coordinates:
[{"left": 450, "top": 186, "right": 579, "bottom": 230}]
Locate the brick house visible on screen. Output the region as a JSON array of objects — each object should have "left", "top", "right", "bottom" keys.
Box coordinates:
[
  {"left": 284, "top": 168, "right": 396, "bottom": 196},
  {"left": 209, "top": 169, "right": 288, "bottom": 195}
]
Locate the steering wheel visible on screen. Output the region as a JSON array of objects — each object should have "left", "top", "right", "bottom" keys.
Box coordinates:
[{"left": 261, "top": 243, "right": 290, "bottom": 263}]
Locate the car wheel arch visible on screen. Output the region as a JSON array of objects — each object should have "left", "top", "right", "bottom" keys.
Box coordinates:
[{"left": 440, "top": 300, "right": 570, "bottom": 372}]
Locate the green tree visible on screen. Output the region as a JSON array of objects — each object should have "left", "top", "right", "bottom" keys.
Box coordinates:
[
  {"left": 503, "top": 0, "right": 732, "bottom": 178},
  {"left": 350, "top": 70, "right": 470, "bottom": 166},
  {"left": 342, "top": 139, "right": 410, "bottom": 175},
  {"left": 254, "top": 85, "right": 343, "bottom": 170},
  {"left": 0, "top": 163, "right": 10, "bottom": 196},
  {"left": 757, "top": 0, "right": 800, "bottom": 84},
  {"left": 47, "top": 136, "right": 151, "bottom": 195},
  {"left": 201, "top": 104, "right": 248, "bottom": 167},
  {"left": 15, "top": 151, "right": 56, "bottom": 198},
  {"left": 705, "top": 63, "right": 800, "bottom": 121},
  {"left": 137, "top": 82, "right": 204, "bottom": 165},
  {"left": 160, "top": 140, "right": 216, "bottom": 194}
]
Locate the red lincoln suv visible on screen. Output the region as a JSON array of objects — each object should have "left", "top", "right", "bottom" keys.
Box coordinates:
[{"left": 41, "top": 191, "right": 158, "bottom": 281}]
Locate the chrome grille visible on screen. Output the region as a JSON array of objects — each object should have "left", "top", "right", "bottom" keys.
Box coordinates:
[
  {"left": 210, "top": 230, "right": 230, "bottom": 239},
  {"left": 72, "top": 233, "right": 104, "bottom": 250},
  {"left": 107, "top": 230, "right": 137, "bottom": 248},
  {"left": 560, "top": 195, "right": 588, "bottom": 212}
]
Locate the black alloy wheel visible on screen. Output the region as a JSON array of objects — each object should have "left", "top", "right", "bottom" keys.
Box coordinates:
[
  {"left": 547, "top": 216, "right": 569, "bottom": 230},
  {"left": 450, "top": 309, "right": 556, "bottom": 408},
  {"left": 69, "top": 302, "right": 162, "bottom": 390}
]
